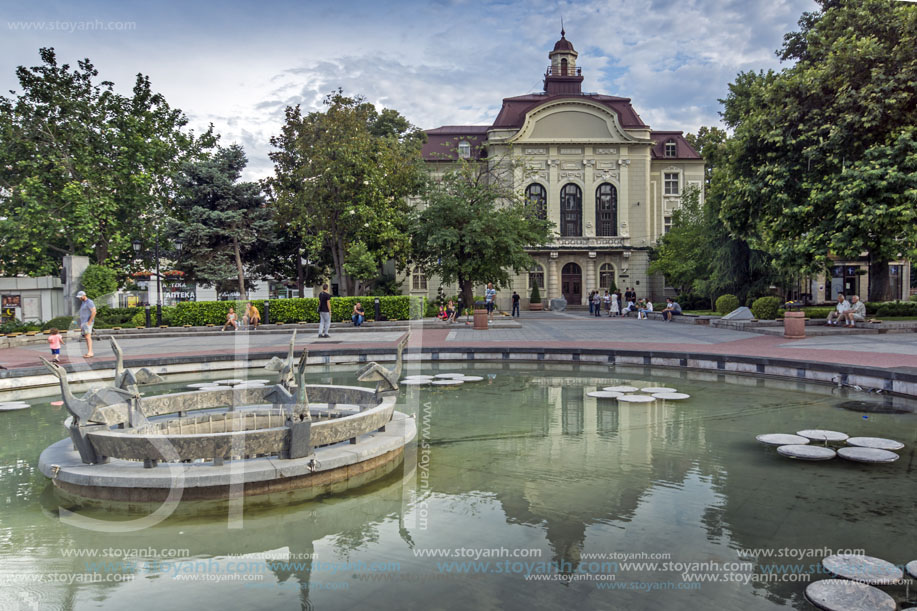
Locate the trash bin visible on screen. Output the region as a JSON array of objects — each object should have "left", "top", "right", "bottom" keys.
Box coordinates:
[
  {"left": 784, "top": 310, "right": 806, "bottom": 339},
  {"left": 473, "top": 300, "right": 488, "bottom": 330}
]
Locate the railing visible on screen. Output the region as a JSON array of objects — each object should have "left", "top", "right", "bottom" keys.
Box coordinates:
[
  {"left": 545, "top": 65, "right": 582, "bottom": 77},
  {"left": 540, "top": 236, "right": 630, "bottom": 248}
]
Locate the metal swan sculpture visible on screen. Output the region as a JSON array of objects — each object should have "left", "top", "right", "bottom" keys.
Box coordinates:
[{"left": 357, "top": 330, "right": 410, "bottom": 394}]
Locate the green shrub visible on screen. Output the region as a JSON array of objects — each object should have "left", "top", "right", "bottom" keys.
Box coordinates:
[
  {"left": 751, "top": 296, "right": 781, "bottom": 320},
  {"left": 910, "top": 294, "right": 917, "bottom": 302},
  {"left": 80, "top": 265, "right": 119, "bottom": 299},
  {"left": 96, "top": 306, "right": 138, "bottom": 326},
  {"left": 676, "top": 293, "right": 708, "bottom": 310},
  {"left": 129, "top": 306, "right": 178, "bottom": 327},
  {"left": 715, "top": 294, "right": 740, "bottom": 315},
  {"left": 530, "top": 282, "right": 541, "bottom": 305},
  {"left": 875, "top": 301, "right": 917, "bottom": 317},
  {"left": 42, "top": 316, "right": 77, "bottom": 331}
]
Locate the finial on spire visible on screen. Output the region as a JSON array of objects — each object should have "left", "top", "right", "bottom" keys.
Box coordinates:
[{"left": 561, "top": 17, "right": 565, "bottom": 38}]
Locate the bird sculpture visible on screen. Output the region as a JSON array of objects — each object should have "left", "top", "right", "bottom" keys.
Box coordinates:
[{"left": 357, "top": 331, "right": 409, "bottom": 394}]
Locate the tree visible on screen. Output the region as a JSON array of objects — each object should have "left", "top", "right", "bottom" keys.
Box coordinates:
[
  {"left": 0, "top": 48, "right": 214, "bottom": 275},
  {"left": 267, "top": 91, "right": 426, "bottom": 295},
  {"left": 411, "top": 159, "right": 553, "bottom": 308},
  {"left": 79, "top": 264, "right": 118, "bottom": 299},
  {"left": 718, "top": 0, "right": 917, "bottom": 301},
  {"left": 648, "top": 186, "right": 710, "bottom": 295},
  {"left": 169, "top": 145, "right": 272, "bottom": 299}
]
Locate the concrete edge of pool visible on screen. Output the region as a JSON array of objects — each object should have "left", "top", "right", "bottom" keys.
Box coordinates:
[
  {"left": 4, "top": 346, "right": 917, "bottom": 399},
  {"left": 38, "top": 411, "right": 416, "bottom": 503}
]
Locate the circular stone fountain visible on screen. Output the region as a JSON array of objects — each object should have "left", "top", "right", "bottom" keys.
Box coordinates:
[
  {"left": 805, "top": 579, "right": 896, "bottom": 611},
  {"left": 822, "top": 554, "right": 903, "bottom": 585},
  {"left": 37, "top": 333, "right": 415, "bottom": 503}
]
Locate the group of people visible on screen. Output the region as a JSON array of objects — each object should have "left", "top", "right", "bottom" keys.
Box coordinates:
[
  {"left": 586, "top": 288, "right": 683, "bottom": 322},
  {"left": 825, "top": 293, "right": 866, "bottom": 327},
  {"left": 221, "top": 302, "right": 262, "bottom": 331}
]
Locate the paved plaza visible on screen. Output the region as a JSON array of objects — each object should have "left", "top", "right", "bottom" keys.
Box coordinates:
[{"left": 2, "top": 310, "right": 917, "bottom": 373}]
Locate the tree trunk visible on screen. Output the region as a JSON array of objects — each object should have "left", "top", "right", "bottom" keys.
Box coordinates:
[
  {"left": 459, "top": 276, "right": 474, "bottom": 314},
  {"left": 233, "top": 237, "right": 247, "bottom": 300},
  {"left": 868, "top": 252, "right": 889, "bottom": 302}
]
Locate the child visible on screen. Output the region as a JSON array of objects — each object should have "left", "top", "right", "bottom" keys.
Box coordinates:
[{"left": 47, "top": 328, "right": 64, "bottom": 362}]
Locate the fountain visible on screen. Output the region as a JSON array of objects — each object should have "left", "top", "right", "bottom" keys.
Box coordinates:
[{"left": 37, "top": 332, "right": 415, "bottom": 503}]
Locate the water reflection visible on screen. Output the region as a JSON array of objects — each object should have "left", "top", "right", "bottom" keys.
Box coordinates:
[{"left": 1, "top": 366, "right": 915, "bottom": 610}]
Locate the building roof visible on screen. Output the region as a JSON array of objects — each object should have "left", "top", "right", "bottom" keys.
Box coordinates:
[
  {"left": 422, "top": 126, "right": 489, "bottom": 162},
  {"left": 649, "top": 131, "right": 702, "bottom": 160},
  {"left": 491, "top": 93, "right": 648, "bottom": 130},
  {"left": 552, "top": 31, "right": 575, "bottom": 52}
]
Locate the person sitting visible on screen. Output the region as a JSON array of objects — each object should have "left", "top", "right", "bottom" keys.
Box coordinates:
[
  {"left": 352, "top": 302, "right": 365, "bottom": 327},
  {"left": 222, "top": 307, "right": 238, "bottom": 331},
  {"left": 661, "top": 298, "right": 682, "bottom": 322},
  {"left": 840, "top": 295, "right": 866, "bottom": 327},
  {"left": 638, "top": 299, "right": 654, "bottom": 320},
  {"left": 826, "top": 293, "right": 850, "bottom": 326},
  {"left": 445, "top": 300, "right": 456, "bottom": 323},
  {"left": 246, "top": 302, "right": 261, "bottom": 329}
]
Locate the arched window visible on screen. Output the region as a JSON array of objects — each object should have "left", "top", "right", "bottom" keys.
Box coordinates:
[
  {"left": 524, "top": 183, "right": 547, "bottom": 220},
  {"left": 596, "top": 183, "right": 617, "bottom": 236},
  {"left": 560, "top": 184, "right": 582, "bottom": 237},
  {"left": 599, "top": 263, "right": 616, "bottom": 290},
  {"left": 528, "top": 264, "right": 545, "bottom": 289},
  {"left": 561, "top": 58, "right": 568, "bottom": 76},
  {"left": 665, "top": 139, "right": 677, "bottom": 158},
  {"left": 457, "top": 141, "right": 471, "bottom": 159}
]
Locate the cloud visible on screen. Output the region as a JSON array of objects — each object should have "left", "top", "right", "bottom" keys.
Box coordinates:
[{"left": 0, "top": 0, "right": 818, "bottom": 179}]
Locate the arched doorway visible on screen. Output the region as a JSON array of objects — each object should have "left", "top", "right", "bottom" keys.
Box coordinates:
[{"left": 562, "top": 262, "right": 582, "bottom": 304}]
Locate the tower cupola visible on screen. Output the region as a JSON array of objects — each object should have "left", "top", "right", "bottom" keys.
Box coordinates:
[{"left": 544, "top": 28, "right": 583, "bottom": 95}]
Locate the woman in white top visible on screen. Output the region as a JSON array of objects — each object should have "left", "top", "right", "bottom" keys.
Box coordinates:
[{"left": 610, "top": 293, "right": 620, "bottom": 316}]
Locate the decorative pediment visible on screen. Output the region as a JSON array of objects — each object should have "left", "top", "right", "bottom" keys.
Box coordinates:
[{"left": 509, "top": 99, "right": 647, "bottom": 145}]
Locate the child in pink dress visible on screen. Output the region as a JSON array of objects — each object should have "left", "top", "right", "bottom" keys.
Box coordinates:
[{"left": 47, "top": 328, "right": 64, "bottom": 362}]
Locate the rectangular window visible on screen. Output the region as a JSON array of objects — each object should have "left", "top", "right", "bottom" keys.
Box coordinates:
[
  {"left": 664, "top": 173, "right": 679, "bottom": 195},
  {"left": 412, "top": 270, "right": 427, "bottom": 291},
  {"left": 664, "top": 216, "right": 672, "bottom": 234}
]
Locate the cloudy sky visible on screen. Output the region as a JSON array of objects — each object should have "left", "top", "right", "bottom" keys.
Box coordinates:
[{"left": 1, "top": 0, "right": 817, "bottom": 179}]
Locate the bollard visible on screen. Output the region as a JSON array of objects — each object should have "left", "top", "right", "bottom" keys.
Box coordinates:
[{"left": 144, "top": 305, "right": 151, "bottom": 328}]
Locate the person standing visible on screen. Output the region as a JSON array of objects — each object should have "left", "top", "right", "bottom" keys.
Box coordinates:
[
  {"left": 588, "top": 291, "right": 595, "bottom": 315},
  {"left": 76, "top": 291, "right": 96, "bottom": 357},
  {"left": 592, "top": 291, "right": 602, "bottom": 317},
  {"left": 603, "top": 291, "right": 611, "bottom": 316},
  {"left": 47, "top": 327, "right": 65, "bottom": 362},
  {"left": 485, "top": 282, "right": 497, "bottom": 323},
  {"left": 318, "top": 284, "right": 332, "bottom": 337},
  {"left": 610, "top": 292, "right": 620, "bottom": 317},
  {"left": 511, "top": 291, "right": 520, "bottom": 318}
]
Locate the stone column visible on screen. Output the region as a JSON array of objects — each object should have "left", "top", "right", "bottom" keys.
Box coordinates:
[
  {"left": 585, "top": 255, "right": 596, "bottom": 303},
  {"left": 548, "top": 256, "right": 559, "bottom": 300}
]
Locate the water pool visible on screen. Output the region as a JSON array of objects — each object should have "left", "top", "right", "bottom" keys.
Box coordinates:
[{"left": 2, "top": 364, "right": 915, "bottom": 610}]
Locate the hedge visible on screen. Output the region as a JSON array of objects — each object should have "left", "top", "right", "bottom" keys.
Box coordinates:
[
  {"left": 123, "top": 296, "right": 427, "bottom": 327},
  {"left": 750, "top": 296, "right": 781, "bottom": 320},
  {"left": 715, "top": 294, "right": 740, "bottom": 315}
]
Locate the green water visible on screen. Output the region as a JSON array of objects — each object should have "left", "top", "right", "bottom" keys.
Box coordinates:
[{"left": 2, "top": 365, "right": 916, "bottom": 610}]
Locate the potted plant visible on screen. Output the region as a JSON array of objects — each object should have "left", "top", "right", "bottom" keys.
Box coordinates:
[{"left": 529, "top": 282, "right": 543, "bottom": 311}]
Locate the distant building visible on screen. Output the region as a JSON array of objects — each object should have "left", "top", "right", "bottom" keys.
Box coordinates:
[{"left": 413, "top": 30, "right": 705, "bottom": 308}]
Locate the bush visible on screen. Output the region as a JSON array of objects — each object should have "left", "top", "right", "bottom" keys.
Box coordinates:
[
  {"left": 129, "top": 306, "right": 178, "bottom": 327},
  {"left": 875, "top": 301, "right": 917, "bottom": 317},
  {"left": 80, "top": 265, "right": 119, "bottom": 299},
  {"left": 751, "top": 296, "right": 781, "bottom": 320},
  {"left": 676, "top": 292, "right": 708, "bottom": 310},
  {"left": 910, "top": 294, "right": 917, "bottom": 302},
  {"left": 96, "top": 306, "right": 138, "bottom": 326},
  {"left": 530, "top": 282, "right": 541, "bottom": 304},
  {"left": 0, "top": 320, "right": 38, "bottom": 334},
  {"left": 715, "top": 294, "right": 740, "bottom": 315},
  {"left": 42, "top": 316, "right": 77, "bottom": 331}
]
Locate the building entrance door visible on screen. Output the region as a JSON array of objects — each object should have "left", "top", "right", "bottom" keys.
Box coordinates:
[{"left": 561, "top": 262, "right": 582, "bottom": 304}]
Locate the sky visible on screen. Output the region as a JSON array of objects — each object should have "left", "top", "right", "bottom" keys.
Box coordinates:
[{"left": 0, "top": 0, "right": 818, "bottom": 179}]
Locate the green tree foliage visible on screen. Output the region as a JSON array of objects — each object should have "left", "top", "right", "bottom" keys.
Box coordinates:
[
  {"left": 751, "top": 296, "right": 782, "bottom": 320},
  {"left": 718, "top": 0, "right": 917, "bottom": 301},
  {"left": 169, "top": 145, "right": 272, "bottom": 299},
  {"left": 267, "top": 91, "right": 426, "bottom": 295},
  {"left": 79, "top": 264, "right": 118, "bottom": 299},
  {"left": 648, "top": 186, "right": 709, "bottom": 295},
  {"left": 411, "top": 159, "right": 553, "bottom": 308},
  {"left": 0, "top": 48, "right": 215, "bottom": 275}
]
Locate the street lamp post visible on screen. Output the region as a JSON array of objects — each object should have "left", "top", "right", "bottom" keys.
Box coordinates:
[{"left": 133, "top": 237, "right": 182, "bottom": 327}]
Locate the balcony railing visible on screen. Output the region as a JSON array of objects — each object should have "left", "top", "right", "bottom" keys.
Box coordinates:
[
  {"left": 535, "top": 236, "right": 630, "bottom": 249},
  {"left": 545, "top": 65, "right": 582, "bottom": 77}
]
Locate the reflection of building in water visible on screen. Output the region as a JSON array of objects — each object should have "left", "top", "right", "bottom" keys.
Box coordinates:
[
  {"left": 429, "top": 376, "right": 711, "bottom": 571},
  {"left": 37, "top": 457, "right": 416, "bottom": 610}
]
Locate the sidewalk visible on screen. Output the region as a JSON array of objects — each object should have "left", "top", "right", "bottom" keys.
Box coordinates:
[{"left": 2, "top": 311, "right": 916, "bottom": 373}]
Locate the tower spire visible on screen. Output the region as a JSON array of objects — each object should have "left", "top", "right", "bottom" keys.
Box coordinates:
[{"left": 561, "top": 17, "right": 565, "bottom": 38}]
